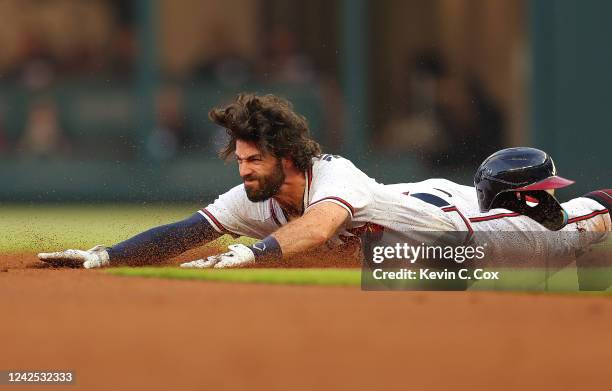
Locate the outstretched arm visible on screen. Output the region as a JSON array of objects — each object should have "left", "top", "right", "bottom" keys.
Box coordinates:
[
  {"left": 39, "top": 213, "right": 222, "bottom": 268},
  {"left": 182, "top": 202, "right": 349, "bottom": 269},
  {"left": 107, "top": 213, "right": 222, "bottom": 265},
  {"left": 271, "top": 202, "right": 349, "bottom": 258}
]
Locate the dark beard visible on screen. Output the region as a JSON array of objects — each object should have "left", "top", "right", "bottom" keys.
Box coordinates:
[{"left": 244, "top": 160, "right": 285, "bottom": 202}]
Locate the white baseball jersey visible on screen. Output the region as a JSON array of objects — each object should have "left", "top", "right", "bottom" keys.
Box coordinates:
[
  {"left": 198, "top": 156, "right": 610, "bottom": 258},
  {"left": 386, "top": 178, "right": 610, "bottom": 233},
  {"left": 198, "top": 155, "right": 456, "bottom": 241},
  {"left": 386, "top": 179, "right": 610, "bottom": 260}
]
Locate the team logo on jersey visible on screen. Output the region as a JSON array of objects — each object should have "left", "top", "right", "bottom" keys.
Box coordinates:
[{"left": 321, "top": 154, "right": 341, "bottom": 162}]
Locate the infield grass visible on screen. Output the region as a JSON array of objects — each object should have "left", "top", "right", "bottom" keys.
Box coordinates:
[
  {"left": 4, "top": 204, "right": 611, "bottom": 292},
  {"left": 0, "top": 203, "right": 243, "bottom": 252},
  {"left": 106, "top": 267, "right": 362, "bottom": 286},
  {"left": 105, "top": 266, "right": 612, "bottom": 292}
]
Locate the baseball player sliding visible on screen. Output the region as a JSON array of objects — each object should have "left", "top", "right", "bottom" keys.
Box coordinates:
[{"left": 38, "top": 93, "right": 611, "bottom": 269}]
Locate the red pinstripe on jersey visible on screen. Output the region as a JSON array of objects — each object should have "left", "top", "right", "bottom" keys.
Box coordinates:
[
  {"left": 200, "top": 208, "right": 230, "bottom": 233},
  {"left": 442, "top": 206, "right": 474, "bottom": 234},
  {"left": 567, "top": 209, "right": 609, "bottom": 224},
  {"left": 307, "top": 166, "right": 313, "bottom": 191},
  {"left": 468, "top": 209, "right": 608, "bottom": 225},
  {"left": 469, "top": 212, "right": 521, "bottom": 223},
  {"left": 269, "top": 199, "right": 282, "bottom": 227}
]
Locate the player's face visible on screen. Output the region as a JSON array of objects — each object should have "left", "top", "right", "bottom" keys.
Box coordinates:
[{"left": 235, "top": 140, "right": 285, "bottom": 202}]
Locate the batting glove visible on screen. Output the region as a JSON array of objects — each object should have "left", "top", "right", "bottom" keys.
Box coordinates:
[
  {"left": 38, "top": 245, "right": 110, "bottom": 269},
  {"left": 180, "top": 244, "right": 255, "bottom": 269}
]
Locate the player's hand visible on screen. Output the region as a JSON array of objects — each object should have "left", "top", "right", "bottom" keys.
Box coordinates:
[
  {"left": 180, "top": 244, "right": 255, "bottom": 269},
  {"left": 37, "top": 245, "right": 110, "bottom": 269}
]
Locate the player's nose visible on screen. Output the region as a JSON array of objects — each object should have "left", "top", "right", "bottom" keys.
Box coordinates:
[{"left": 239, "top": 163, "right": 254, "bottom": 178}]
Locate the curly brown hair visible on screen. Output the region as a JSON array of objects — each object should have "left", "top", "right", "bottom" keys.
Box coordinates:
[{"left": 209, "top": 93, "right": 321, "bottom": 171}]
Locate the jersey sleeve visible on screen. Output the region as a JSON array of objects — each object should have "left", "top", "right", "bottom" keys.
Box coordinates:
[
  {"left": 197, "top": 185, "right": 253, "bottom": 237},
  {"left": 305, "top": 157, "right": 373, "bottom": 220}
]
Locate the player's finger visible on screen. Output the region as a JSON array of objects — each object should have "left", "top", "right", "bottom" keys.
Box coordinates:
[
  {"left": 38, "top": 251, "right": 71, "bottom": 261},
  {"left": 83, "top": 260, "right": 100, "bottom": 269},
  {"left": 213, "top": 259, "right": 238, "bottom": 269},
  {"left": 180, "top": 259, "right": 215, "bottom": 268}
]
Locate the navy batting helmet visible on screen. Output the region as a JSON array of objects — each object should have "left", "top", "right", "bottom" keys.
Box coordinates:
[{"left": 474, "top": 147, "right": 574, "bottom": 230}]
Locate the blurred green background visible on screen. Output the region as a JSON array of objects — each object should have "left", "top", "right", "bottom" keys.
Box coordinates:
[{"left": 0, "top": 0, "right": 609, "bottom": 203}]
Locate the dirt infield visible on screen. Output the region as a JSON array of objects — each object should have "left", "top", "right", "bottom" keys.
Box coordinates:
[{"left": 2, "top": 253, "right": 612, "bottom": 391}]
